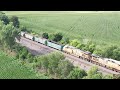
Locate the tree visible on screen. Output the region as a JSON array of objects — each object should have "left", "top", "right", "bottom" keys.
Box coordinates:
[
  {"left": 27, "top": 53, "right": 34, "bottom": 63},
  {"left": 83, "top": 66, "right": 103, "bottom": 79},
  {"left": 48, "top": 54, "right": 60, "bottom": 74},
  {"left": 49, "top": 33, "right": 63, "bottom": 42},
  {"left": 0, "top": 22, "right": 20, "bottom": 51},
  {"left": 0, "top": 14, "right": 9, "bottom": 25},
  {"left": 102, "top": 46, "right": 120, "bottom": 61},
  {"left": 54, "top": 33, "right": 63, "bottom": 42},
  {"left": 88, "top": 43, "right": 96, "bottom": 53},
  {"left": 20, "top": 26, "right": 27, "bottom": 32},
  {"left": 76, "top": 43, "right": 85, "bottom": 50},
  {"left": 82, "top": 41, "right": 96, "bottom": 53},
  {"left": 10, "top": 16, "right": 20, "bottom": 28},
  {"left": 103, "top": 74, "right": 113, "bottom": 79},
  {"left": 57, "top": 60, "right": 74, "bottom": 78},
  {"left": 67, "top": 67, "right": 87, "bottom": 79},
  {"left": 113, "top": 74, "right": 120, "bottom": 79},
  {"left": 60, "top": 37, "right": 70, "bottom": 44},
  {"left": 87, "top": 66, "right": 98, "bottom": 76},
  {"left": 49, "top": 34, "right": 55, "bottom": 41},
  {"left": 0, "top": 12, "right": 10, "bottom": 25},
  {"left": 112, "top": 48, "right": 120, "bottom": 61},
  {"left": 70, "top": 39, "right": 80, "bottom": 47},
  {"left": 42, "top": 32, "right": 49, "bottom": 39},
  {"left": 93, "top": 48, "right": 103, "bottom": 56}
]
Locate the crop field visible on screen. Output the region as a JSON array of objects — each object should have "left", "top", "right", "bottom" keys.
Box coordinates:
[
  {"left": 4, "top": 11, "right": 120, "bottom": 48},
  {"left": 0, "top": 51, "right": 48, "bottom": 79}
]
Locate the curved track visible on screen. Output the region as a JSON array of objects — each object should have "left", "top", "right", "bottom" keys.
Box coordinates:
[{"left": 16, "top": 37, "right": 120, "bottom": 75}]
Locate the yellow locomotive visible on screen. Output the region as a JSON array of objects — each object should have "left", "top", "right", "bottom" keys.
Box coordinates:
[{"left": 63, "top": 45, "right": 120, "bottom": 73}]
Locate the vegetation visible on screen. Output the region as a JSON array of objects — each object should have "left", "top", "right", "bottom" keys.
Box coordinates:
[
  {"left": 42, "top": 32, "right": 49, "bottom": 39},
  {"left": 67, "top": 67, "right": 87, "bottom": 79},
  {"left": 102, "top": 46, "right": 120, "bottom": 61},
  {"left": 0, "top": 22, "right": 20, "bottom": 51},
  {"left": 83, "top": 66, "right": 114, "bottom": 79},
  {"left": 69, "top": 39, "right": 96, "bottom": 53},
  {"left": 0, "top": 11, "right": 118, "bottom": 79},
  {"left": 49, "top": 32, "right": 63, "bottom": 42},
  {"left": 4, "top": 11, "right": 120, "bottom": 48},
  {"left": 0, "top": 12, "right": 9, "bottom": 25},
  {"left": 57, "top": 60, "right": 74, "bottom": 79},
  {"left": 0, "top": 51, "right": 48, "bottom": 79},
  {"left": 10, "top": 16, "right": 20, "bottom": 28}
]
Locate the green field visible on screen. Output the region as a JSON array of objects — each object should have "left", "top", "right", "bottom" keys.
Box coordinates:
[
  {"left": 0, "top": 51, "right": 48, "bottom": 79},
  {"left": 4, "top": 11, "right": 120, "bottom": 48}
]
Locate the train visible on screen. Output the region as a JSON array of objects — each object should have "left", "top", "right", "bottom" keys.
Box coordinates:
[{"left": 20, "top": 31, "right": 120, "bottom": 73}]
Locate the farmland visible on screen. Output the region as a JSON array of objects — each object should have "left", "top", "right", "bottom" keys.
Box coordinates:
[
  {"left": 0, "top": 51, "right": 48, "bottom": 79},
  {"left": 4, "top": 11, "right": 120, "bottom": 48}
]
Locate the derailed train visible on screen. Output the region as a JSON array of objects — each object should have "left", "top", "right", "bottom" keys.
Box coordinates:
[{"left": 20, "top": 31, "right": 120, "bottom": 73}]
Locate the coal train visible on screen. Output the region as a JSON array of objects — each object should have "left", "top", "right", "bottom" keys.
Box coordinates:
[{"left": 20, "top": 31, "right": 120, "bottom": 73}]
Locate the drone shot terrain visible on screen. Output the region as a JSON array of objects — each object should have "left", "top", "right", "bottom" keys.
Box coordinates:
[{"left": 0, "top": 11, "right": 120, "bottom": 79}]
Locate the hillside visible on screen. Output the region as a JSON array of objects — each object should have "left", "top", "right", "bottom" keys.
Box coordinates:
[{"left": 0, "top": 51, "right": 48, "bottom": 79}]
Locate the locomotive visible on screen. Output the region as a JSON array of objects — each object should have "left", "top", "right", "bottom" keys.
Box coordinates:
[{"left": 20, "top": 31, "right": 120, "bottom": 73}]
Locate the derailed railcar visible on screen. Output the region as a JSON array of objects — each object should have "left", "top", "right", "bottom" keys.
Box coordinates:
[{"left": 47, "top": 40, "right": 64, "bottom": 51}]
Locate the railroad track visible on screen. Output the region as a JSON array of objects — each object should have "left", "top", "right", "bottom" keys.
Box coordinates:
[{"left": 16, "top": 37, "right": 120, "bottom": 75}]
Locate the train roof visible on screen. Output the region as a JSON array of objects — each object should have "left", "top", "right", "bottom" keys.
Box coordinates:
[
  {"left": 109, "top": 58, "right": 120, "bottom": 65},
  {"left": 84, "top": 51, "right": 91, "bottom": 54},
  {"left": 64, "top": 45, "right": 76, "bottom": 49},
  {"left": 91, "top": 54, "right": 99, "bottom": 57},
  {"left": 48, "top": 40, "right": 64, "bottom": 46},
  {"left": 104, "top": 58, "right": 120, "bottom": 65}
]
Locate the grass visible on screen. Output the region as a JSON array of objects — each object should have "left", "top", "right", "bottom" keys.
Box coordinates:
[
  {"left": 4, "top": 11, "right": 120, "bottom": 48},
  {"left": 0, "top": 51, "right": 49, "bottom": 79}
]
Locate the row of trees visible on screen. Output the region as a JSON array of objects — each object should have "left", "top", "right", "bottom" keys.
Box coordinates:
[
  {"left": 67, "top": 39, "right": 120, "bottom": 61},
  {"left": 31, "top": 51, "right": 114, "bottom": 79},
  {"left": 93, "top": 45, "right": 120, "bottom": 61},
  {"left": 0, "top": 12, "right": 20, "bottom": 28}
]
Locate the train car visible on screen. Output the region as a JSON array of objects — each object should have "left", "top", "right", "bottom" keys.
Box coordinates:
[
  {"left": 25, "top": 33, "right": 34, "bottom": 41},
  {"left": 47, "top": 40, "right": 64, "bottom": 51},
  {"left": 82, "top": 51, "right": 91, "bottom": 61},
  {"left": 91, "top": 54, "right": 100, "bottom": 64},
  {"left": 34, "top": 36, "right": 39, "bottom": 42},
  {"left": 113, "top": 60, "right": 120, "bottom": 72},
  {"left": 98, "top": 57, "right": 108, "bottom": 67},
  {"left": 72, "top": 49, "right": 85, "bottom": 59},
  {"left": 38, "top": 38, "right": 47, "bottom": 45},
  {"left": 106, "top": 58, "right": 120, "bottom": 72},
  {"left": 20, "top": 31, "right": 26, "bottom": 37},
  {"left": 63, "top": 45, "right": 76, "bottom": 54}
]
